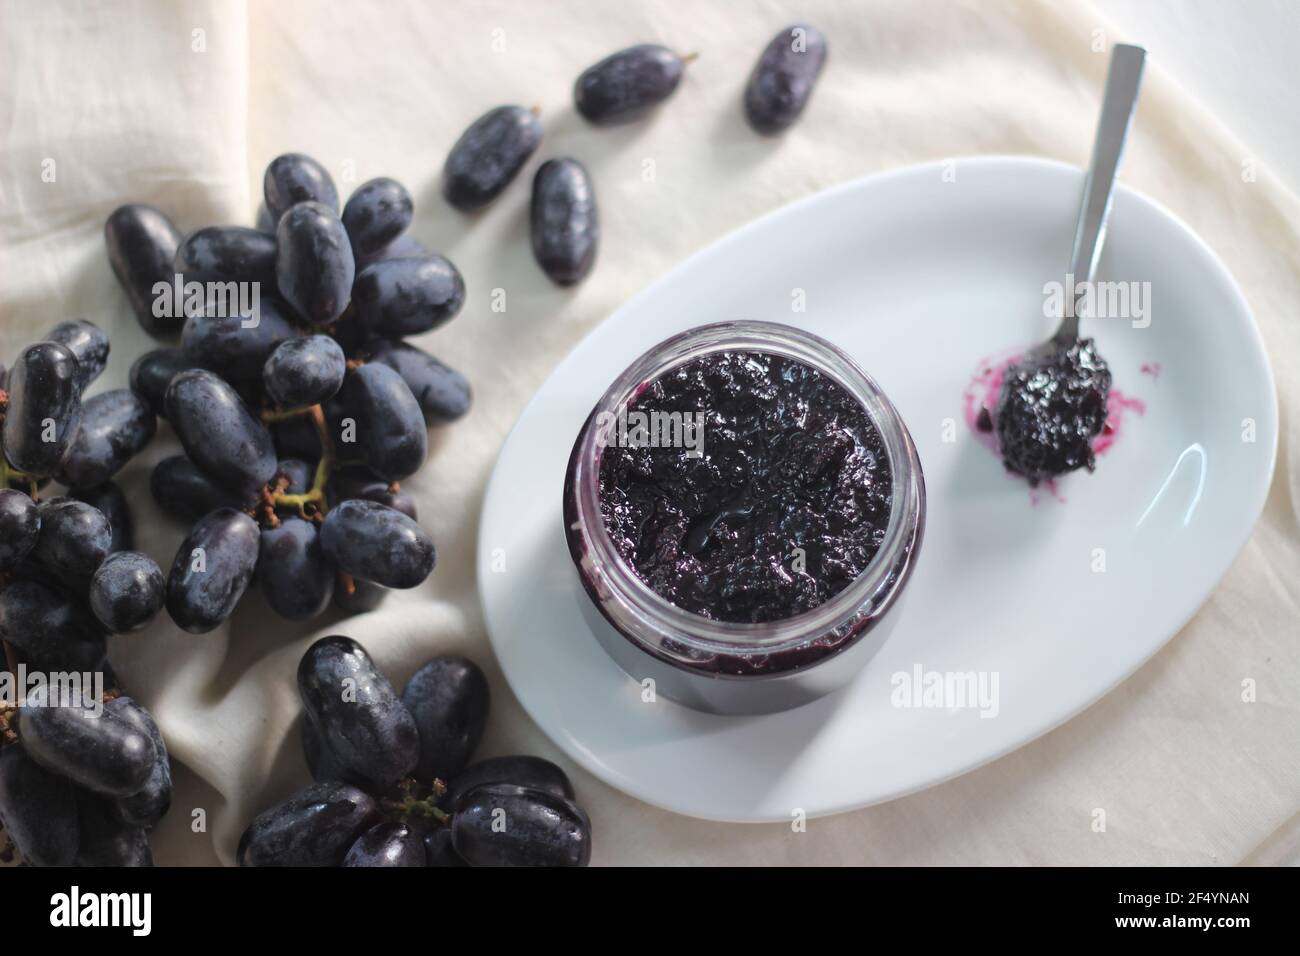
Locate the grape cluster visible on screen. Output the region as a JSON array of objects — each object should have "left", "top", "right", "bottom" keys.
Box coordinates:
[
  {"left": 106, "top": 153, "right": 473, "bottom": 631},
  {"left": 0, "top": 322, "right": 170, "bottom": 866},
  {"left": 239, "top": 637, "right": 591, "bottom": 867},
  {"left": 0, "top": 689, "right": 171, "bottom": 867}
]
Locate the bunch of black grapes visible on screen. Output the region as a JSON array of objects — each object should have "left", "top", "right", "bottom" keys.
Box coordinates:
[
  {"left": 107, "top": 153, "right": 474, "bottom": 630},
  {"left": 0, "top": 688, "right": 171, "bottom": 867},
  {"left": 239, "top": 637, "right": 591, "bottom": 867},
  {"left": 0, "top": 322, "right": 171, "bottom": 866}
]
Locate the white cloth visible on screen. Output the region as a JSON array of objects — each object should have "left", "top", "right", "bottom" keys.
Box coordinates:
[{"left": 1, "top": 0, "right": 1297, "bottom": 866}]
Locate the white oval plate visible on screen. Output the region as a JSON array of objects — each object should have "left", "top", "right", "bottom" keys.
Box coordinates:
[{"left": 477, "top": 158, "right": 1277, "bottom": 822}]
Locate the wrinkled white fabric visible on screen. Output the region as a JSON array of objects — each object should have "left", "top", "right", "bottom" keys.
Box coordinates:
[{"left": 1, "top": 0, "right": 1296, "bottom": 866}]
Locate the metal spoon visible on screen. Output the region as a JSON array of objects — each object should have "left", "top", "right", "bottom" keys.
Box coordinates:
[
  {"left": 1049, "top": 42, "right": 1146, "bottom": 349},
  {"left": 993, "top": 44, "right": 1147, "bottom": 484}
]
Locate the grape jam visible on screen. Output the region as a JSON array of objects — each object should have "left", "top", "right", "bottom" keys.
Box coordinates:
[
  {"left": 597, "top": 350, "right": 892, "bottom": 624},
  {"left": 994, "top": 338, "right": 1112, "bottom": 485}
]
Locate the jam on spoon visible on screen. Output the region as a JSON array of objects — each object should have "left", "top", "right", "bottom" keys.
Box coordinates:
[{"left": 995, "top": 43, "right": 1145, "bottom": 485}]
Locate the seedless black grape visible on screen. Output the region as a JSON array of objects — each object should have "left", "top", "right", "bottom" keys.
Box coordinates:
[
  {"left": 262, "top": 334, "right": 346, "bottom": 407},
  {"left": 58, "top": 389, "right": 157, "bottom": 490},
  {"left": 318, "top": 499, "right": 435, "bottom": 588},
  {"left": 165, "top": 508, "right": 260, "bottom": 633},
  {"left": 238, "top": 781, "right": 379, "bottom": 867},
  {"left": 258, "top": 517, "right": 334, "bottom": 620},
  {"left": 364, "top": 339, "right": 472, "bottom": 425},
  {"left": 2, "top": 342, "right": 83, "bottom": 478},
  {"left": 531, "top": 158, "right": 598, "bottom": 286},
  {"left": 743, "top": 24, "right": 828, "bottom": 134},
  {"left": 0, "top": 488, "right": 41, "bottom": 571},
  {"left": 351, "top": 256, "right": 465, "bottom": 337},
  {"left": 0, "top": 745, "right": 80, "bottom": 867},
  {"left": 275, "top": 201, "right": 355, "bottom": 325},
  {"left": 574, "top": 44, "right": 686, "bottom": 125},
  {"left": 297, "top": 635, "right": 419, "bottom": 790},
  {"left": 343, "top": 822, "right": 424, "bottom": 867},
  {"left": 336, "top": 363, "right": 427, "bottom": 481},
  {"left": 16, "top": 684, "right": 157, "bottom": 797},
  {"left": 45, "top": 319, "right": 110, "bottom": 390},
  {"left": 104, "top": 204, "right": 183, "bottom": 335},
  {"left": 341, "top": 177, "right": 414, "bottom": 256},
  {"left": 165, "top": 369, "right": 278, "bottom": 498},
  {"left": 264, "top": 153, "right": 340, "bottom": 221},
  {"left": 32, "top": 498, "right": 112, "bottom": 576},
  {"left": 442, "top": 105, "right": 543, "bottom": 211},
  {"left": 89, "top": 551, "right": 165, "bottom": 633},
  {"left": 402, "top": 656, "right": 490, "bottom": 782}
]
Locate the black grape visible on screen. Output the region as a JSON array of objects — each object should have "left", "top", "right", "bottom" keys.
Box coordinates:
[
  {"left": 361, "top": 339, "right": 472, "bottom": 425},
  {"left": 297, "top": 635, "right": 419, "bottom": 790},
  {"left": 439, "top": 754, "right": 574, "bottom": 812},
  {"left": 0, "top": 488, "right": 40, "bottom": 571},
  {"left": 0, "top": 745, "right": 80, "bottom": 867},
  {"left": 275, "top": 458, "right": 314, "bottom": 495},
  {"left": 275, "top": 201, "right": 355, "bottom": 325},
  {"left": 58, "top": 389, "right": 157, "bottom": 490},
  {"left": 104, "top": 204, "right": 183, "bottom": 336},
  {"left": 341, "top": 177, "right": 414, "bottom": 256},
  {"left": 238, "top": 780, "right": 379, "bottom": 867},
  {"left": 16, "top": 684, "right": 157, "bottom": 797},
  {"left": 352, "top": 255, "right": 465, "bottom": 337},
  {"left": 574, "top": 44, "right": 685, "bottom": 125},
  {"left": 45, "top": 319, "right": 110, "bottom": 389},
  {"left": 174, "top": 226, "right": 278, "bottom": 287},
  {"left": 318, "top": 499, "right": 434, "bottom": 589},
  {"left": 743, "top": 24, "right": 828, "bottom": 134},
  {"left": 442, "top": 105, "right": 542, "bottom": 211},
  {"left": 165, "top": 369, "right": 278, "bottom": 498},
  {"left": 165, "top": 508, "right": 260, "bottom": 633},
  {"left": 270, "top": 416, "right": 323, "bottom": 464},
  {"left": 402, "top": 656, "right": 489, "bottom": 783},
  {"left": 451, "top": 783, "right": 592, "bottom": 867},
  {"left": 531, "top": 158, "right": 599, "bottom": 286},
  {"left": 129, "top": 347, "right": 193, "bottom": 418},
  {"left": 105, "top": 696, "right": 172, "bottom": 829},
  {"left": 258, "top": 517, "right": 334, "bottom": 620},
  {"left": 0, "top": 579, "right": 106, "bottom": 672},
  {"left": 72, "top": 482, "right": 133, "bottom": 552},
  {"left": 343, "top": 822, "right": 424, "bottom": 867},
  {"left": 262, "top": 334, "right": 346, "bottom": 407},
  {"left": 2, "top": 342, "right": 82, "bottom": 478},
  {"left": 421, "top": 824, "right": 467, "bottom": 867},
  {"left": 74, "top": 791, "right": 153, "bottom": 866},
  {"left": 264, "top": 153, "right": 340, "bottom": 221},
  {"left": 300, "top": 718, "right": 367, "bottom": 788},
  {"left": 180, "top": 297, "right": 296, "bottom": 386},
  {"left": 336, "top": 364, "right": 426, "bottom": 481},
  {"left": 32, "top": 497, "right": 112, "bottom": 576},
  {"left": 330, "top": 469, "right": 417, "bottom": 519},
  {"left": 89, "top": 551, "right": 165, "bottom": 633},
  {"left": 356, "top": 234, "right": 427, "bottom": 271},
  {"left": 150, "top": 455, "right": 248, "bottom": 521}
]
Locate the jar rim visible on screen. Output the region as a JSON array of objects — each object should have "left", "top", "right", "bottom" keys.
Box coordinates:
[{"left": 569, "top": 320, "right": 924, "bottom": 656}]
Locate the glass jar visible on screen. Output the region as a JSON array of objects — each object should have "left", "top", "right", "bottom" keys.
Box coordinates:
[{"left": 563, "top": 321, "right": 925, "bottom": 715}]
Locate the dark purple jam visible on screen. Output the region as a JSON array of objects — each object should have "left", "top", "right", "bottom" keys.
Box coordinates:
[
  {"left": 597, "top": 350, "right": 892, "bottom": 624},
  {"left": 994, "top": 338, "right": 1112, "bottom": 485}
]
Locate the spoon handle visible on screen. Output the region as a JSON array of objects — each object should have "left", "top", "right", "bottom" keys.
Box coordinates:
[{"left": 1057, "top": 42, "right": 1146, "bottom": 344}]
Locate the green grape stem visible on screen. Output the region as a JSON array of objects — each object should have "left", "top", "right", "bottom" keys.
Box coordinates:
[{"left": 259, "top": 404, "right": 335, "bottom": 518}]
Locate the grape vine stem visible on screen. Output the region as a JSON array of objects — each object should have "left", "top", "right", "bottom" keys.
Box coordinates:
[{"left": 260, "top": 404, "right": 334, "bottom": 515}]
